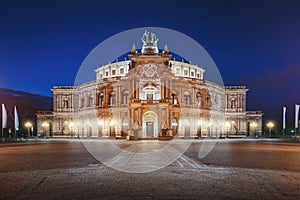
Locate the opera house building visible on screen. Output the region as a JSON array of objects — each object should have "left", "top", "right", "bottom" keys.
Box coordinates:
[{"left": 37, "top": 31, "right": 263, "bottom": 139}]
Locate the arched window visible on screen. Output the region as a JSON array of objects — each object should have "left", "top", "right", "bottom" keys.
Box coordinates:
[
  {"left": 184, "top": 118, "right": 191, "bottom": 137},
  {"left": 98, "top": 92, "right": 104, "bottom": 106},
  {"left": 80, "top": 96, "right": 84, "bottom": 108},
  {"left": 215, "top": 94, "right": 219, "bottom": 104},
  {"left": 109, "top": 91, "right": 116, "bottom": 106},
  {"left": 206, "top": 95, "right": 211, "bottom": 106},
  {"left": 140, "top": 84, "right": 159, "bottom": 101},
  {"left": 86, "top": 95, "right": 90, "bottom": 107},
  {"left": 89, "top": 95, "right": 93, "bottom": 107},
  {"left": 63, "top": 98, "right": 69, "bottom": 108},
  {"left": 231, "top": 98, "right": 236, "bottom": 108},
  {"left": 172, "top": 117, "right": 178, "bottom": 135},
  {"left": 85, "top": 94, "right": 89, "bottom": 107},
  {"left": 172, "top": 92, "right": 178, "bottom": 105},
  {"left": 184, "top": 91, "right": 191, "bottom": 106},
  {"left": 122, "top": 90, "right": 129, "bottom": 105},
  {"left": 196, "top": 92, "right": 202, "bottom": 106}
]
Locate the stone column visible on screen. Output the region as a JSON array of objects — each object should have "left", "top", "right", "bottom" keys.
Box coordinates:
[
  {"left": 242, "top": 94, "right": 246, "bottom": 111},
  {"left": 136, "top": 81, "right": 140, "bottom": 99},
  {"left": 190, "top": 113, "right": 197, "bottom": 137},
  {"left": 192, "top": 86, "right": 195, "bottom": 108},
  {"left": 96, "top": 91, "right": 99, "bottom": 106},
  {"left": 116, "top": 113, "right": 121, "bottom": 137},
  {"left": 104, "top": 88, "right": 109, "bottom": 106},
  {"left": 168, "top": 79, "right": 171, "bottom": 98},
  {"left": 167, "top": 109, "right": 172, "bottom": 136},
  {"left": 160, "top": 81, "right": 163, "bottom": 100},
  {"left": 130, "top": 80, "right": 135, "bottom": 98},
  {"left": 138, "top": 109, "right": 142, "bottom": 137},
  {"left": 57, "top": 94, "right": 61, "bottom": 109},
  {"left": 128, "top": 109, "right": 135, "bottom": 136},
  {"left": 133, "top": 80, "right": 136, "bottom": 99},
  {"left": 116, "top": 85, "right": 120, "bottom": 107},
  {"left": 165, "top": 80, "right": 167, "bottom": 99},
  {"left": 180, "top": 85, "right": 183, "bottom": 105},
  {"left": 119, "top": 85, "right": 122, "bottom": 106},
  {"left": 169, "top": 79, "right": 171, "bottom": 98},
  {"left": 239, "top": 94, "right": 242, "bottom": 111},
  {"left": 53, "top": 94, "right": 57, "bottom": 111}
]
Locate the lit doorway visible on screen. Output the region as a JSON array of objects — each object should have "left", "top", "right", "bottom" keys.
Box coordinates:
[
  {"left": 98, "top": 126, "right": 102, "bottom": 137},
  {"left": 172, "top": 117, "right": 178, "bottom": 136},
  {"left": 184, "top": 119, "right": 191, "bottom": 137},
  {"left": 146, "top": 122, "right": 154, "bottom": 137},
  {"left": 88, "top": 127, "right": 92, "bottom": 137},
  {"left": 110, "top": 125, "right": 115, "bottom": 137},
  {"left": 122, "top": 117, "right": 129, "bottom": 137},
  {"left": 142, "top": 111, "right": 158, "bottom": 137}
]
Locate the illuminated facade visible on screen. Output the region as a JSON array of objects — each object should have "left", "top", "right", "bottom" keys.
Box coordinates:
[{"left": 37, "top": 32, "right": 263, "bottom": 138}]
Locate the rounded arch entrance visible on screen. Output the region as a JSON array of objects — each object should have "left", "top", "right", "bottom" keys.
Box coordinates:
[
  {"left": 172, "top": 117, "right": 178, "bottom": 136},
  {"left": 183, "top": 118, "right": 191, "bottom": 137},
  {"left": 142, "top": 111, "right": 158, "bottom": 137},
  {"left": 122, "top": 117, "right": 129, "bottom": 136}
]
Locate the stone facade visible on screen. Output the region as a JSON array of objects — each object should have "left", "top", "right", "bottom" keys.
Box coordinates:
[
  {"left": 37, "top": 32, "right": 263, "bottom": 138},
  {"left": 225, "top": 86, "right": 262, "bottom": 136}
]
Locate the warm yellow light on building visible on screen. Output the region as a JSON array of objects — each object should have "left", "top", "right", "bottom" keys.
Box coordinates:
[
  {"left": 25, "top": 122, "right": 32, "bottom": 128},
  {"left": 42, "top": 122, "right": 49, "bottom": 128},
  {"left": 267, "top": 121, "right": 274, "bottom": 137},
  {"left": 225, "top": 121, "right": 231, "bottom": 127},
  {"left": 25, "top": 121, "right": 33, "bottom": 138},
  {"left": 198, "top": 119, "right": 203, "bottom": 126},
  {"left": 267, "top": 122, "right": 274, "bottom": 129},
  {"left": 250, "top": 122, "right": 258, "bottom": 128},
  {"left": 69, "top": 121, "right": 74, "bottom": 128}
]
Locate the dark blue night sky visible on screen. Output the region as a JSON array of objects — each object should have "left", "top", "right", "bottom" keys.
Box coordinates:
[{"left": 0, "top": 0, "right": 299, "bottom": 126}]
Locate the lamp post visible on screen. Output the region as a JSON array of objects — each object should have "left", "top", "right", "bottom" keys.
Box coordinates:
[
  {"left": 42, "top": 122, "right": 49, "bottom": 138},
  {"left": 250, "top": 122, "right": 258, "bottom": 137},
  {"left": 267, "top": 122, "right": 274, "bottom": 138},
  {"left": 31, "top": 126, "right": 34, "bottom": 138},
  {"left": 25, "top": 122, "right": 32, "bottom": 140}
]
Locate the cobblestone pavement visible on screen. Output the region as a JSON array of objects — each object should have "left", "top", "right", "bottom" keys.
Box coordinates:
[{"left": 0, "top": 139, "right": 299, "bottom": 200}]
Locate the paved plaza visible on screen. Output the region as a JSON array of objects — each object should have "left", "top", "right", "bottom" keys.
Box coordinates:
[{"left": 0, "top": 139, "right": 299, "bottom": 199}]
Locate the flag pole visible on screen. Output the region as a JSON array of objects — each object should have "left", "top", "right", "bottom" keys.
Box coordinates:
[
  {"left": 1, "top": 104, "right": 7, "bottom": 142},
  {"left": 1, "top": 105, "right": 2, "bottom": 142},
  {"left": 295, "top": 104, "right": 299, "bottom": 136},
  {"left": 14, "top": 105, "right": 19, "bottom": 140},
  {"left": 1, "top": 127, "right": 4, "bottom": 142},
  {"left": 283, "top": 107, "right": 286, "bottom": 136},
  {"left": 14, "top": 124, "right": 17, "bottom": 141}
]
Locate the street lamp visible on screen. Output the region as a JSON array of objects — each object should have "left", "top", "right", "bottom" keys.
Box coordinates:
[
  {"left": 267, "top": 122, "right": 274, "bottom": 138},
  {"left": 42, "top": 122, "right": 49, "bottom": 138},
  {"left": 25, "top": 122, "right": 32, "bottom": 139},
  {"left": 250, "top": 122, "right": 258, "bottom": 137}
]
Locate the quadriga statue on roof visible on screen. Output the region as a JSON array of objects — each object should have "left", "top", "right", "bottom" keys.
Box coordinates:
[{"left": 141, "top": 31, "right": 159, "bottom": 54}]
